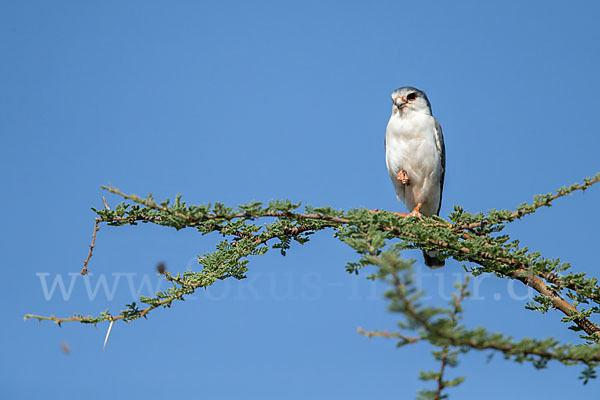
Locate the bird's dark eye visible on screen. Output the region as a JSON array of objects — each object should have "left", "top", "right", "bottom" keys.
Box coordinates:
[{"left": 407, "top": 92, "right": 417, "bottom": 101}]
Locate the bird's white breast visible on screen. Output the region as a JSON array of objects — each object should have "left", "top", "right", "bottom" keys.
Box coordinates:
[{"left": 385, "top": 111, "right": 442, "bottom": 216}]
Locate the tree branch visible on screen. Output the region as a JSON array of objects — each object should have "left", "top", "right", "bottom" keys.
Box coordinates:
[{"left": 27, "top": 174, "right": 600, "bottom": 341}]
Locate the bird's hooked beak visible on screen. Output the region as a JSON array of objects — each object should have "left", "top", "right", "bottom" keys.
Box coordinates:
[{"left": 394, "top": 96, "right": 407, "bottom": 109}]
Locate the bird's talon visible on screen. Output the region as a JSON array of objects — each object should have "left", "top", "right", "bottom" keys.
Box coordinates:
[
  {"left": 396, "top": 169, "right": 409, "bottom": 185},
  {"left": 407, "top": 203, "right": 423, "bottom": 220},
  {"left": 407, "top": 210, "right": 423, "bottom": 220}
]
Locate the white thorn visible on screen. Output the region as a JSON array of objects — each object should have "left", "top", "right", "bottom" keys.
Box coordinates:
[{"left": 103, "top": 319, "right": 114, "bottom": 350}]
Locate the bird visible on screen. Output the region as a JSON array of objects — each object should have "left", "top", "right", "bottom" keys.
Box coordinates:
[{"left": 385, "top": 86, "right": 446, "bottom": 268}]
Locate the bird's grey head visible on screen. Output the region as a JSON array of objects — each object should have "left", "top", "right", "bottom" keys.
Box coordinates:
[{"left": 390, "top": 86, "right": 432, "bottom": 117}]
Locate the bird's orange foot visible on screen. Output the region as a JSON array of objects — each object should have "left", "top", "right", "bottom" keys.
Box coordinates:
[
  {"left": 407, "top": 203, "right": 423, "bottom": 220},
  {"left": 396, "top": 169, "right": 409, "bottom": 185}
]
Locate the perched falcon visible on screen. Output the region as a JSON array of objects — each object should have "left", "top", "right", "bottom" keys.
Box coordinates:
[{"left": 385, "top": 86, "right": 446, "bottom": 268}]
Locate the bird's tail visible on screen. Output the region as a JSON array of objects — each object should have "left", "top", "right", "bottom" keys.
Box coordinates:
[{"left": 422, "top": 250, "right": 445, "bottom": 269}]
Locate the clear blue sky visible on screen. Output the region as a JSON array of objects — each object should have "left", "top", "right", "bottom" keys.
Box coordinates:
[{"left": 1, "top": 1, "right": 599, "bottom": 399}]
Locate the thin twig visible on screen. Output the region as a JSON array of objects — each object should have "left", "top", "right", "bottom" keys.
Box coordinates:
[
  {"left": 452, "top": 174, "right": 600, "bottom": 232},
  {"left": 434, "top": 347, "right": 449, "bottom": 400},
  {"left": 101, "top": 185, "right": 350, "bottom": 224},
  {"left": 357, "top": 327, "right": 421, "bottom": 343},
  {"left": 80, "top": 218, "right": 100, "bottom": 275}
]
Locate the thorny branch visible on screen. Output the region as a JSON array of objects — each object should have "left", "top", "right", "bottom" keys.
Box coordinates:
[
  {"left": 25, "top": 174, "right": 600, "bottom": 340},
  {"left": 379, "top": 267, "right": 600, "bottom": 364},
  {"left": 432, "top": 278, "right": 470, "bottom": 400},
  {"left": 23, "top": 173, "right": 600, "bottom": 395},
  {"left": 370, "top": 260, "right": 599, "bottom": 397},
  {"left": 80, "top": 218, "right": 100, "bottom": 276},
  {"left": 451, "top": 174, "right": 600, "bottom": 232},
  {"left": 94, "top": 187, "right": 600, "bottom": 336}
]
